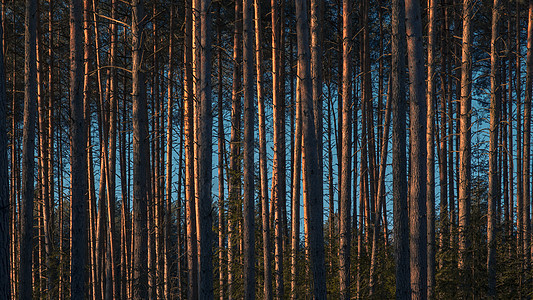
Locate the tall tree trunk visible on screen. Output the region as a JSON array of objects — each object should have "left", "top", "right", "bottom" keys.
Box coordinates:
[
  {"left": 272, "top": 0, "right": 284, "bottom": 297},
  {"left": 458, "top": 0, "right": 472, "bottom": 281},
  {"left": 20, "top": 0, "right": 37, "bottom": 297},
  {"left": 295, "top": 0, "right": 327, "bottom": 298},
  {"left": 290, "top": 74, "right": 301, "bottom": 300},
  {"left": 369, "top": 86, "right": 392, "bottom": 297},
  {"left": 70, "top": 0, "right": 88, "bottom": 297},
  {"left": 405, "top": 0, "right": 428, "bottom": 298},
  {"left": 197, "top": 0, "right": 213, "bottom": 297},
  {"left": 228, "top": 0, "right": 242, "bottom": 297},
  {"left": 310, "top": 0, "right": 323, "bottom": 220},
  {"left": 164, "top": 4, "right": 175, "bottom": 299},
  {"left": 243, "top": 0, "right": 255, "bottom": 296},
  {"left": 426, "top": 0, "right": 436, "bottom": 297},
  {"left": 392, "top": 0, "right": 410, "bottom": 298},
  {"left": 339, "top": 0, "right": 352, "bottom": 298},
  {"left": 216, "top": 10, "right": 224, "bottom": 300},
  {"left": 132, "top": 0, "right": 149, "bottom": 297},
  {"left": 0, "top": 2, "right": 9, "bottom": 297},
  {"left": 183, "top": 0, "right": 198, "bottom": 297},
  {"left": 255, "top": 0, "right": 272, "bottom": 296},
  {"left": 487, "top": 0, "right": 501, "bottom": 296}
]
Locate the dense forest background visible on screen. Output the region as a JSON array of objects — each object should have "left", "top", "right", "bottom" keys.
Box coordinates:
[{"left": 0, "top": 0, "right": 533, "bottom": 298}]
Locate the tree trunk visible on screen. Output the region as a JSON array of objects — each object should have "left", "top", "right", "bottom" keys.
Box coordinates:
[
  {"left": 216, "top": 11, "right": 225, "bottom": 300},
  {"left": 255, "top": 0, "right": 272, "bottom": 296},
  {"left": 405, "top": 1, "right": 428, "bottom": 298},
  {"left": 458, "top": 0, "right": 472, "bottom": 280},
  {"left": 369, "top": 86, "right": 392, "bottom": 296},
  {"left": 295, "top": 0, "right": 327, "bottom": 298},
  {"left": 197, "top": 0, "right": 213, "bottom": 297},
  {"left": 290, "top": 68, "right": 301, "bottom": 300},
  {"left": 426, "top": 0, "right": 436, "bottom": 297},
  {"left": 70, "top": 0, "right": 88, "bottom": 297},
  {"left": 272, "top": 0, "right": 284, "bottom": 297},
  {"left": 132, "top": 0, "right": 149, "bottom": 297},
  {"left": 392, "top": 0, "right": 410, "bottom": 298},
  {"left": 243, "top": 0, "right": 255, "bottom": 296},
  {"left": 183, "top": 0, "right": 198, "bottom": 297},
  {"left": 19, "top": 0, "right": 37, "bottom": 297},
  {"left": 487, "top": 0, "right": 501, "bottom": 296},
  {"left": 339, "top": 0, "right": 352, "bottom": 298},
  {"left": 164, "top": 4, "right": 175, "bottom": 299},
  {"left": 0, "top": 3, "right": 9, "bottom": 297}
]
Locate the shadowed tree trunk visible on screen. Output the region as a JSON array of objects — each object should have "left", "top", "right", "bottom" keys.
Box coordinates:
[
  {"left": 392, "top": 0, "right": 410, "bottom": 298},
  {"left": 487, "top": 0, "right": 501, "bottom": 296},
  {"left": 242, "top": 0, "right": 255, "bottom": 296},
  {"left": 295, "top": 0, "right": 327, "bottom": 298},
  {"left": 69, "top": 0, "right": 88, "bottom": 297},
  {"left": 197, "top": 0, "right": 213, "bottom": 297},
  {"left": 19, "top": 0, "right": 37, "bottom": 297},
  {"left": 0, "top": 3, "right": 10, "bottom": 298},
  {"left": 132, "top": 0, "right": 149, "bottom": 297}
]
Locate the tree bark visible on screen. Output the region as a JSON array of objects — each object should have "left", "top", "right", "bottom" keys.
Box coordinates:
[
  {"left": 391, "top": 0, "right": 410, "bottom": 298},
  {"left": 0, "top": 3, "right": 9, "bottom": 297},
  {"left": 243, "top": 0, "right": 255, "bottom": 296},
  {"left": 458, "top": 0, "right": 472, "bottom": 280},
  {"left": 426, "top": 0, "right": 436, "bottom": 297},
  {"left": 272, "top": 0, "right": 284, "bottom": 297},
  {"left": 255, "top": 0, "right": 272, "bottom": 297},
  {"left": 405, "top": 0, "right": 428, "bottom": 298},
  {"left": 70, "top": 0, "right": 88, "bottom": 297},
  {"left": 132, "top": 0, "right": 149, "bottom": 297},
  {"left": 339, "top": 0, "right": 352, "bottom": 298},
  {"left": 197, "top": 0, "right": 213, "bottom": 297},
  {"left": 487, "top": 0, "right": 501, "bottom": 296},
  {"left": 183, "top": 0, "right": 198, "bottom": 297},
  {"left": 295, "top": 0, "right": 327, "bottom": 298},
  {"left": 20, "top": 0, "right": 37, "bottom": 297}
]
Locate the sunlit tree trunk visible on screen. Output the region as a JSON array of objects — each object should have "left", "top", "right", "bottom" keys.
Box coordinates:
[
  {"left": 339, "top": 0, "right": 352, "bottom": 297},
  {"left": 426, "top": 0, "right": 436, "bottom": 297},
  {"left": 405, "top": 0, "right": 428, "bottom": 298},
  {"left": 272, "top": 0, "right": 284, "bottom": 297},
  {"left": 458, "top": 0, "right": 472, "bottom": 279},
  {"left": 290, "top": 70, "right": 301, "bottom": 300},
  {"left": 183, "top": 0, "right": 198, "bottom": 297},
  {"left": 255, "top": 0, "right": 272, "bottom": 297}
]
